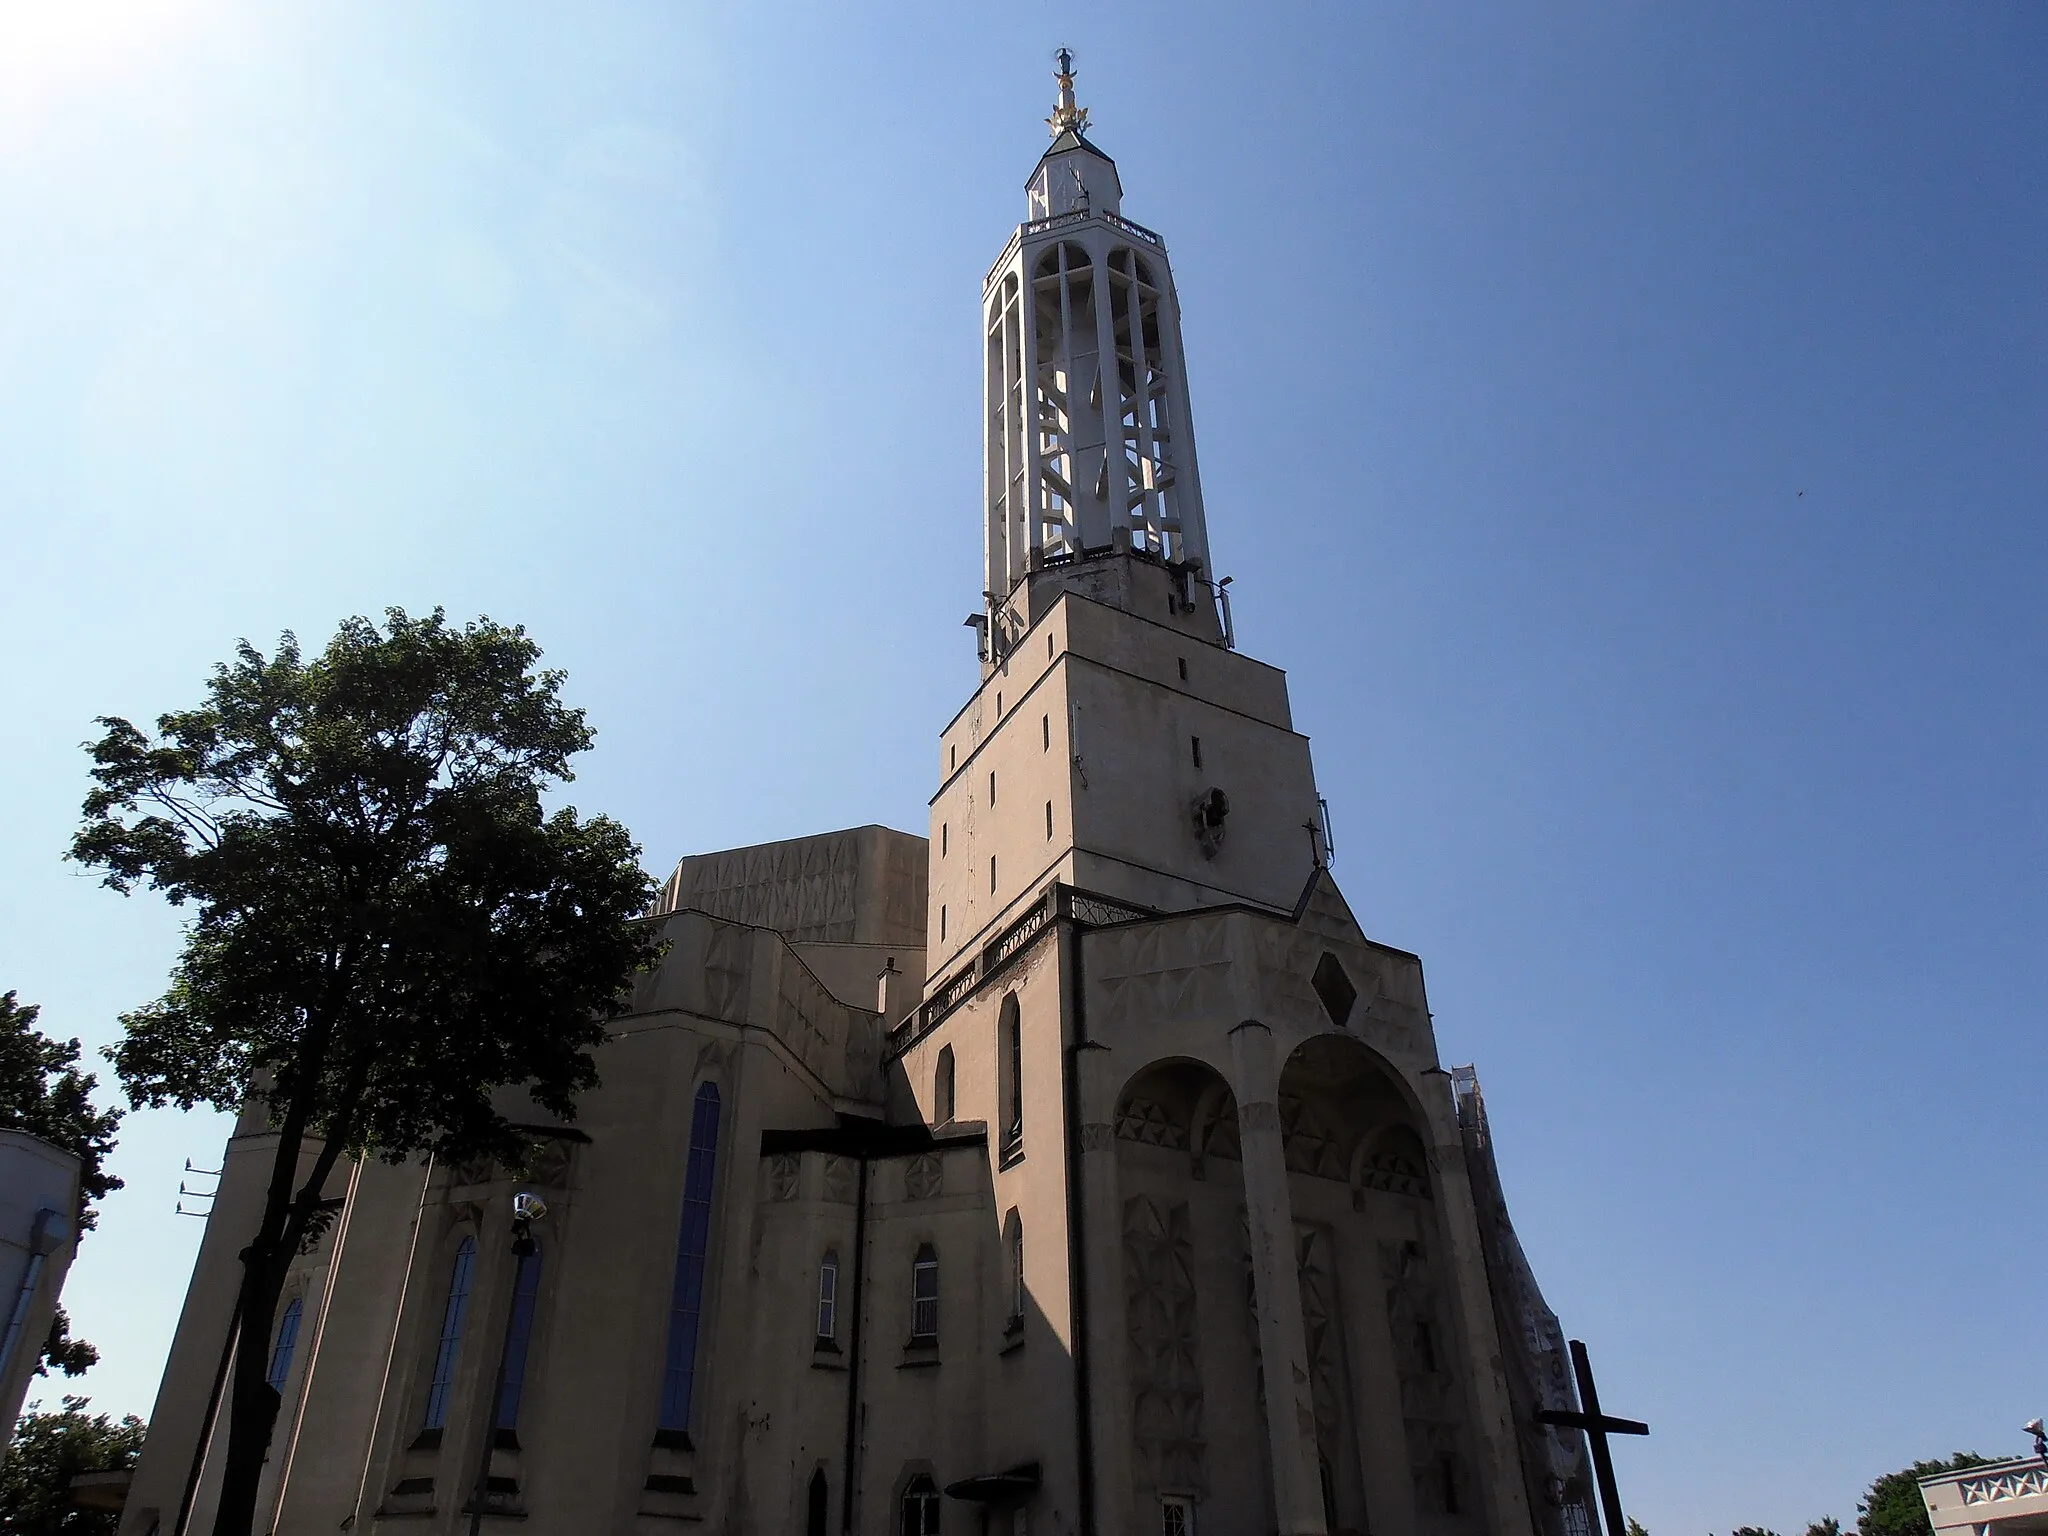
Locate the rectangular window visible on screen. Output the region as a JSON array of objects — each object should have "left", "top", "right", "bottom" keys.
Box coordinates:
[
  {"left": 911, "top": 1252, "right": 939, "bottom": 1342},
  {"left": 1047, "top": 633, "right": 1054, "bottom": 658},
  {"left": 1042, "top": 714, "right": 1049, "bottom": 751},
  {"left": 1161, "top": 1496, "right": 1195, "bottom": 1536},
  {"left": 941, "top": 823, "right": 948, "bottom": 856},
  {"left": 816, "top": 1257, "right": 837, "bottom": 1342},
  {"left": 1178, "top": 657, "right": 1188, "bottom": 681},
  {"left": 940, "top": 905, "right": 947, "bottom": 941},
  {"left": 1191, "top": 736, "right": 1203, "bottom": 769},
  {"left": 949, "top": 744, "right": 956, "bottom": 772},
  {"left": 989, "top": 770, "right": 997, "bottom": 806},
  {"left": 1045, "top": 801, "right": 1053, "bottom": 840},
  {"left": 996, "top": 692, "right": 1002, "bottom": 716},
  {"left": 989, "top": 855, "right": 997, "bottom": 894}
]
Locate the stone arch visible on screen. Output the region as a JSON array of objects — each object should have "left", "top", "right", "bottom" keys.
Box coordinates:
[{"left": 1112, "top": 1058, "right": 1269, "bottom": 1529}]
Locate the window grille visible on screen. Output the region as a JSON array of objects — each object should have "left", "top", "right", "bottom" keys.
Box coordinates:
[
  {"left": 423, "top": 1237, "right": 477, "bottom": 1428},
  {"left": 659, "top": 1082, "right": 723, "bottom": 1431},
  {"left": 910, "top": 1247, "right": 939, "bottom": 1342},
  {"left": 1160, "top": 1495, "right": 1196, "bottom": 1535},
  {"left": 266, "top": 1298, "right": 303, "bottom": 1393},
  {"left": 817, "top": 1253, "right": 838, "bottom": 1342},
  {"left": 901, "top": 1474, "right": 941, "bottom": 1536}
]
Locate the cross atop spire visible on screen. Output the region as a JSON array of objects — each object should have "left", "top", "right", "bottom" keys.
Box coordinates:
[{"left": 1047, "top": 47, "right": 1090, "bottom": 138}]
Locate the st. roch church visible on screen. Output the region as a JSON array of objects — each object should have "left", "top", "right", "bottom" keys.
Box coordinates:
[{"left": 119, "top": 55, "right": 1597, "bottom": 1536}]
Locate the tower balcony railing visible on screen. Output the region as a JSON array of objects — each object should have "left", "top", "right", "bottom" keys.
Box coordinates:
[
  {"left": 896, "top": 881, "right": 1155, "bottom": 1050},
  {"left": 984, "top": 209, "right": 1169, "bottom": 289}
]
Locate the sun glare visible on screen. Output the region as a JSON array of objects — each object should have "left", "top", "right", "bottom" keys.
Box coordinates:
[{"left": 0, "top": 0, "right": 223, "bottom": 155}]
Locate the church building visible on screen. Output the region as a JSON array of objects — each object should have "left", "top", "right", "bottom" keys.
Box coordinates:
[{"left": 118, "top": 55, "right": 1595, "bottom": 1536}]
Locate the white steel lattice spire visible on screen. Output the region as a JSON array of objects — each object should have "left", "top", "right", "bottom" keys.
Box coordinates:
[{"left": 981, "top": 50, "right": 1212, "bottom": 609}]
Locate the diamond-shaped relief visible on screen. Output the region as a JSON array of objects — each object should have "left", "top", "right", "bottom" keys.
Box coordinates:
[{"left": 1312, "top": 953, "right": 1357, "bottom": 1028}]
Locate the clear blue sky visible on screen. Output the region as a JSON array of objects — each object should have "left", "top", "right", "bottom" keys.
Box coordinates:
[{"left": 2, "top": 5, "right": 2042, "bottom": 1531}]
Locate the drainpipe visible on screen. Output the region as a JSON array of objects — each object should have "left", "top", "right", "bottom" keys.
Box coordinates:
[
  {"left": 841, "top": 1153, "right": 871, "bottom": 1533},
  {"left": 0, "top": 1208, "right": 66, "bottom": 1379}
]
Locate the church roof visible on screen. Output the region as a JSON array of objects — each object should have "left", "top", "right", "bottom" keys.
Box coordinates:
[{"left": 1032, "top": 129, "right": 1116, "bottom": 176}]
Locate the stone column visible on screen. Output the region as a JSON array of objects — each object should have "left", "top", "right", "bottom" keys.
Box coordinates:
[{"left": 1228, "top": 1020, "right": 1328, "bottom": 1536}]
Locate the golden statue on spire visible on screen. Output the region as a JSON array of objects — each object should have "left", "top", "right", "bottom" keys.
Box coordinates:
[{"left": 1048, "top": 46, "right": 1090, "bottom": 138}]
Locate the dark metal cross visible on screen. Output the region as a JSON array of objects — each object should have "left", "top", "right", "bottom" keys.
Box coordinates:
[{"left": 1535, "top": 1339, "right": 1649, "bottom": 1536}]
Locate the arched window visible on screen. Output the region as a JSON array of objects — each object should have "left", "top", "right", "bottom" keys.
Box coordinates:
[
  {"left": 807, "top": 1469, "right": 830, "bottom": 1536},
  {"left": 934, "top": 1046, "right": 956, "bottom": 1125},
  {"left": 423, "top": 1236, "right": 477, "bottom": 1428},
  {"left": 910, "top": 1245, "right": 939, "bottom": 1344},
  {"left": 265, "top": 1297, "right": 303, "bottom": 1393},
  {"left": 816, "top": 1251, "right": 839, "bottom": 1343},
  {"left": 493, "top": 1242, "right": 543, "bottom": 1431},
  {"left": 1005, "top": 1214, "right": 1025, "bottom": 1325},
  {"left": 901, "top": 1474, "right": 941, "bottom": 1536},
  {"left": 659, "top": 1082, "right": 723, "bottom": 1433},
  {"left": 997, "top": 993, "right": 1023, "bottom": 1159}
]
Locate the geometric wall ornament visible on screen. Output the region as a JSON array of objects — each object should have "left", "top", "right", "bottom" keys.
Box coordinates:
[
  {"left": 904, "top": 1155, "right": 943, "bottom": 1201},
  {"left": 1312, "top": 952, "right": 1357, "bottom": 1029}
]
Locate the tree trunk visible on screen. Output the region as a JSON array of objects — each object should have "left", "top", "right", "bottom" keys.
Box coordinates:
[{"left": 209, "top": 1259, "right": 284, "bottom": 1536}]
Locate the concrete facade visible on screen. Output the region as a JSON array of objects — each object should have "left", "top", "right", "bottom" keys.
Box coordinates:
[
  {"left": 0, "top": 1128, "right": 83, "bottom": 1450},
  {"left": 120, "top": 61, "right": 1594, "bottom": 1536},
  {"left": 1921, "top": 1458, "right": 2048, "bottom": 1536}
]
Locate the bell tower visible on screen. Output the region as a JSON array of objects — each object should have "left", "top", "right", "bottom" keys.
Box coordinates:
[{"left": 980, "top": 49, "right": 1213, "bottom": 662}]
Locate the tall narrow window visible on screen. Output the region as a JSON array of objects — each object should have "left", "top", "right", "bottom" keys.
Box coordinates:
[
  {"left": 659, "top": 1083, "right": 723, "bottom": 1433},
  {"left": 1005, "top": 1213, "right": 1025, "bottom": 1324},
  {"left": 1042, "top": 713, "right": 1049, "bottom": 750},
  {"left": 996, "top": 692, "right": 1002, "bottom": 717},
  {"left": 990, "top": 855, "right": 997, "bottom": 893},
  {"left": 989, "top": 770, "right": 998, "bottom": 806},
  {"left": 940, "top": 905, "right": 947, "bottom": 941},
  {"left": 1191, "top": 736, "right": 1203, "bottom": 769},
  {"left": 934, "top": 1046, "right": 956, "bottom": 1124},
  {"left": 423, "top": 1237, "right": 477, "bottom": 1428},
  {"left": 816, "top": 1252, "right": 839, "bottom": 1343},
  {"left": 998, "top": 993, "right": 1023, "bottom": 1159},
  {"left": 1178, "top": 657, "right": 1188, "bottom": 681},
  {"left": 910, "top": 1247, "right": 939, "bottom": 1343},
  {"left": 494, "top": 1242, "right": 543, "bottom": 1431},
  {"left": 266, "top": 1297, "right": 303, "bottom": 1394},
  {"left": 808, "top": 1469, "right": 829, "bottom": 1536},
  {"left": 1045, "top": 801, "right": 1053, "bottom": 840},
  {"left": 902, "top": 1475, "right": 941, "bottom": 1536},
  {"left": 941, "top": 823, "right": 948, "bottom": 856}
]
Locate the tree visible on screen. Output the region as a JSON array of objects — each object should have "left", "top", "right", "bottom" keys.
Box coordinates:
[
  {"left": 0, "top": 992, "right": 123, "bottom": 1228},
  {"left": 1807, "top": 1517, "right": 1843, "bottom": 1536},
  {"left": 1856, "top": 1454, "right": 1995, "bottom": 1536},
  {"left": 37, "top": 1309, "right": 99, "bottom": 1379},
  {"left": 0, "top": 1396, "right": 144, "bottom": 1536},
  {"left": 71, "top": 609, "right": 661, "bottom": 1536}
]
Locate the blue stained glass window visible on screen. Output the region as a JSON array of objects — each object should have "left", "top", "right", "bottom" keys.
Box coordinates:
[
  {"left": 494, "top": 1243, "right": 543, "bottom": 1429},
  {"left": 424, "top": 1236, "right": 477, "bottom": 1429},
  {"left": 658, "top": 1083, "right": 722, "bottom": 1431},
  {"left": 265, "top": 1298, "right": 303, "bottom": 1393}
]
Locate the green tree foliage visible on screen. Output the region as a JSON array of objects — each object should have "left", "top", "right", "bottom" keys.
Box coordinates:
[
  {"left": 0, "top": 1396, "right": 144, "bottom": 1536},
  {"left": 1856, "top": 1455, "right": 1995, "bottom": 1536},
  {"left": 1807, "top": 1517, "right": 1843, "bottom": 1536},
  {"left": 1730, "top": 1526, "right": 1782, "bottom": 1536},
  {"left": 71, "top": 609, "right": 661, "bottom": 1536},
  {"left": 1624, "top": 1521, "right": 1650, "bottom": 1536},
  {"left": 0, "top": 993, "right": 122, "bottom": 1229},
  {"left": 37, "top": 1309, "right": 98, "bottom": 1379}
]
